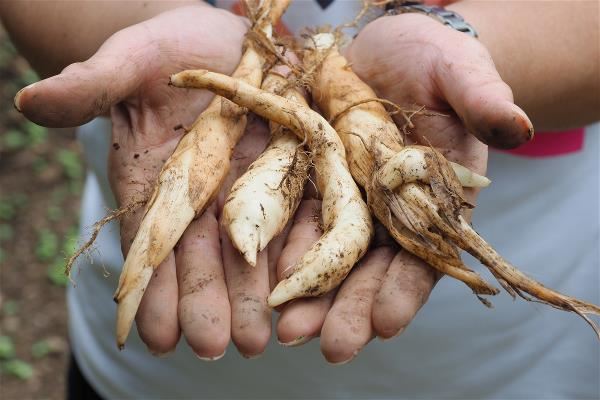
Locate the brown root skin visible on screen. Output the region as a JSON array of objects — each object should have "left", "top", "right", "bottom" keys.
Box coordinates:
[
  {"left": 64, "top": 199, "right": 147, "bottom": 279},
  {"left": 308, "top": 32, "right": 600, "bottom": 337},
  {"left": 368, "top": 188, "right": 499, "bottom": 297},
  {"left": 170, "top": 68, "right": 374, "bottom": 307},
  {"left": 113, "top": 0, "right": 292, "bottom": 349}
]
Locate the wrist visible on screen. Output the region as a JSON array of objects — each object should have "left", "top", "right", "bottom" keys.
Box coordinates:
[{"left": 385, "top": 2, "right": 478, "bottom": 37}]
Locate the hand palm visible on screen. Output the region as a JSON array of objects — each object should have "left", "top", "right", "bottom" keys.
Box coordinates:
[
  {"left": 106, "top": 7, "right": 279, "bottom": 358},
  {"left": 17, "top": 5, "right": 277, "bottom": 358},
  {"left": 276, "top": 14, "right": 532, "bottom": 363}
]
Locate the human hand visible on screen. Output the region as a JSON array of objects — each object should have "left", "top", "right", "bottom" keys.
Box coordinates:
[
  {"left": 275, "top": 11, "right": 533, "bottom": 363},
  {"left": 14, "top": 5, "right": 278, "bottom": 359}
]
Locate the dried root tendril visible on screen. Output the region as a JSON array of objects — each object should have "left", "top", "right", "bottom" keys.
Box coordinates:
[{"left": 64, "top": 199, "right": 147, "bottom": 280}]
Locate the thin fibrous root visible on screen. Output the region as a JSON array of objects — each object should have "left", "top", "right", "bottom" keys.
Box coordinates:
[
  {"left": 371, "top": 191, "right": 500, "bottom": 296},
  {"left": 170, "top": 68, "right": 374, "bottom": 308},
  {"left": 114, "top": 0, "right": 290, "bottom": 350},
  {"left": 64, "top": 199, "right": 147, "bottom": 280},
  {"left": 328, "top": 97, "right": 443, "bottom": 129},
  {"left": 401, "top": 183, "right": 600, "bottom": 338}
]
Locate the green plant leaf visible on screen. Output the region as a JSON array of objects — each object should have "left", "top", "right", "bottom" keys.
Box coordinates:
[
  {"left": 47, "top": 258, "right": 69, "bottom": 287},
  {"left": 0, "top": 224, "right": 14, "bottom": 242},
  {"left": 10, "top": 193, "right": 28, "bottom": 208},
  {"left": 56, "top": 149, "right": 83, "bottom": 181},
  {"left": 2, "top": 359, "right": 34, "bottom": 380},
  {"left": 0, "top": 200, "right": 16, "bottom": 221},
  {"left": 3, "top": 129, "right": 27, "bottom": 150},
  {"left": 46, "top": 205, "right": 63, "bottom": 222},
  {"left": 63, "top": 227, "right": 79, "bottom": 257},
  {"left": 31, "top": 341, "right": 51, "bottom": 359},
  {"left": 20, "top": 69, "right": 39, "bottom": 86},
  {"left": 2, "top": 300, "right": 18, "bottom": 316},
  {"left": 32, "top": 157, "right": 49, "bottom": 177},
  {"left": 24, "top": 121, "right": 47, "bottom": 146},
  {"left": 0, "top": 336, "right": 15, "bottom": 360},
  {"left": 35, "top": 229, "right": 59, "bottom": 262}
]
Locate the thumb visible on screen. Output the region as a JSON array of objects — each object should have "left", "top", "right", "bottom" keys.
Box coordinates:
[
  {"left": 434, "top": 38, "right": 534, "bottom": 149},
  {"left": 14, "top": 27, "right": 153, "bottom": 128}
]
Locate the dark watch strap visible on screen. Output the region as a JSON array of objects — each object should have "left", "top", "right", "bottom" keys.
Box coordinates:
[{"left": 385, "top": 1, "right": 478, "bottom": 38}]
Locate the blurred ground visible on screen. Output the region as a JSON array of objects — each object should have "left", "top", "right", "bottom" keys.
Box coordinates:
[{"left": 0, "top": 31, "right": 83, "bottom": 399}]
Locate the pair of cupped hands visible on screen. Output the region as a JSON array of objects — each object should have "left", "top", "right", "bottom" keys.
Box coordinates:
[{"left": 16, "top": 4, "right": 531, "bottom": 363}]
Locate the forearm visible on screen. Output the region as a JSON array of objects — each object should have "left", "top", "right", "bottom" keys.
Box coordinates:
[
  {"left": 449, "top": 1, "right": 599, "bottom": 130},
  {"left": 0, "top": 0, "right": 202, "bottom": 78}
]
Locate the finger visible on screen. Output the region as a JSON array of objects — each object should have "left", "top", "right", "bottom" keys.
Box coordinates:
[
  {"left": 276, "top": 199, "right": 322, "bottom": 280},
  {"left": 433, "top": 35, "right": 533, "bottom": 149},
  {"left": 176, "top": 207, "right": 230, "bottom": 360},
  {"left": 135, "top": 252, "right": 181, "bottom": 355},
  {"left": 372, "top": 251, "right": 438, "bottom": 339},
  {"left": 221, "top": 230, "right": 271, "bottom": 358},
  {"left": 14, "top": 25, "right": 152, "bottom": 128},
  {"left": 320, "top": 247, "right": 395, "bottom": 364},
  {"left": 119, "top": 208, "right": 180, "bottom": 355},
  {"left": 276, "top": 199, "right": 329, "bottom": 345},
  {"left": 277, "top": 293, "right": 335, "bottom": 346},
  {"left": 267, "top": 222, "right": 292, "bottom": 291}
]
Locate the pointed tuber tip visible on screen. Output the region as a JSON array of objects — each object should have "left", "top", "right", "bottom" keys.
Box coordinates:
[
  {"left": 267, "top": 282, "right": 296, "bottom": 307},
  {"left": 227, "top": 222, "right": 261, "bottom": 267}
]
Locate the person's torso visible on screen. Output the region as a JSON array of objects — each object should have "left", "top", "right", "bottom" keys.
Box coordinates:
[{"left": 68, "top": 2, "right": 600, "bottom": 398}]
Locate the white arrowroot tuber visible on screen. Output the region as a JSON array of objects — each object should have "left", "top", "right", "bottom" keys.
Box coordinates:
[
  {"left": 377, "top": 146, "right": 491, "bottom": 190},
  {"left": 169, "top": 67, "right": 374, "bottom": 308},
  {"left": 221, "top": 65, "right": 310, "bottom": 268},
  {"left": 113, "top": 0, "right": 290, "bottom": 349}
]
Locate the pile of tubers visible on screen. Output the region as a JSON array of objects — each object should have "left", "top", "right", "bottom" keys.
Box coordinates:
[{"left": 103, "top": 0, "right": 599, "bottom": 348}]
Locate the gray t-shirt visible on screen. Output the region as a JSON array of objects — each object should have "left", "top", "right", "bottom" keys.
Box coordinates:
[{"left": 68, "top": 2, "right": 600, "bottom": 398}]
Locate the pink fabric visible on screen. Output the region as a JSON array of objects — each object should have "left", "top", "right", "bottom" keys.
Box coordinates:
[{"left": 499, "top": 128, "right": 585, "bottom": 158}]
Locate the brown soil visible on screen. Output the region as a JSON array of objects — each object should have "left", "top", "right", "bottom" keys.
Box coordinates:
[{"left": 1, "top": 31, "right": 80, "bottom": 400}]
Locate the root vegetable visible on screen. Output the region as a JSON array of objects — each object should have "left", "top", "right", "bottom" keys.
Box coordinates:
[
  {"left": 221, "top": 66, "right": 310, "bottom": 267},
  {"left": 114, "top": 0, "right": 289, "bottom": 349},
  {"left": 377, "top": 146, "right": 491, "bottom": 190},
  {"left": 306, "top": 32, "right": 600, "bottom": 335},
  {"left": 169, "top": 67, "right": 374, "bottom": 308}
]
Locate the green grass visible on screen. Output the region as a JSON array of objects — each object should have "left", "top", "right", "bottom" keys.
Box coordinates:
[
  {"left": 0, "top": 336, "right": 15, "bottom": 360},
  {"left": 2, "top": 300, "right": 19, "bottom": 316},
  {"left": 47, "top": 258, "right": 69, "bottom": 287},
  {"left": 56, "top": 149, "right": 83, "bottom": 181},
  {"left": 2, "top": 359, "right": 34, "bottom": 380},
  {"left": 35, "top": 229, "right": 59, "bottom": 262},
  {"left": 0, "top": 224, "right": 13, "bottom": 242},
  {"left": 0, "top": 199, "right": 16, "bottom": 221},
  {"left": 31, "top": 341, "right": 51, "bottom": 359}
]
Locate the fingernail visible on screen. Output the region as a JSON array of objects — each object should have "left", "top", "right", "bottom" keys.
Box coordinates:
[
  {"left": 14, "top": 83, "right": 35, "bottom": 113},
  {"left": 278, "top": 335, "right": 314, "bottom": 347},
  {"left": 148, "top": 348, "right": 175, "bottom": 358},
  {"left": 377, "top": 327, "right": 405, "bottom": 342},
  {"left": 241, "top": 351, "right": 264, "bottom": 360},
  {"left": 280, "top": 265, "right": 294, "bottom": 279},
  {"left": 326, "top": 349, "right": 359, "bottom": 366},
  {"left": 196, "top": 350, "right": 226, "bottom": 361}
]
